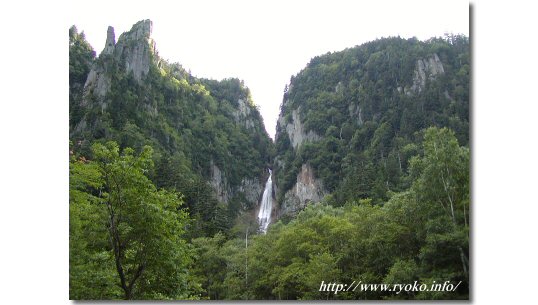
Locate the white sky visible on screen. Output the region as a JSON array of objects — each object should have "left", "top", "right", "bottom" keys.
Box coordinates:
[{"left": 69, "top": 0, "right": 469, "bottom": 139}]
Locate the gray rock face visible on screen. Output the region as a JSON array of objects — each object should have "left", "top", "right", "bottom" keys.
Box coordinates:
[
  {"left": 209, "top": 160, "right": 264, "bottom": 208},
  {"left": 114, "top": 19, "right": 156, "bottom": 82},
  {"left": 274, "top": 100, "right": 325, "bottom": 219},
  {"left": 82, "top": 19, "right": 157, "bottom": 107},
  {"left": 102, "top": 26, "right": 115, "bottom": 55},
  {"left": 276, "top": 107, "right": 321, "bottom": 149},
  {"left": 444, "top": 90, "right": 454, "bottom": 101},
  {"left": 407, "top": 53, "right": 445, "bottom": 95},
  {"left": 335, "top": 81, "right": 344, "bottom": 93},
  {"left": 239, "top": 177, "right": 264, "bottom": 206},
  {"left": 82, "top": 67, "right": 111, "bottom": 105},
  {"left": 81, "top": 27, "right": 115, "bottom": 105},
  {"left": 232, "top": 98, "right": 256, "bottom": 129},
  {"left": 77, "top": 20, "right": 159, "bottom": 134},
  {"left": 278, "top": 164, "right": 327, "bottom": 218},
  {"left": 209, "top": 161, "right": 229, "bottom": 203}
]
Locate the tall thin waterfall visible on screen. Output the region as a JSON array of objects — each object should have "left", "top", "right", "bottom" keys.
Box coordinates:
[{"left": 257, "top": 169, "right": 273, "bottom": 233}]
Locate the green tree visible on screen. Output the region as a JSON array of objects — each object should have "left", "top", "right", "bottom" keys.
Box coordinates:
[
  {"left": 92, "top": 141, "right": 197, "bottom": 299},
  {"left": 70, "top": 141, "right": 199, "bottom": 299},
  {"left": 70, "top": 149, "right": 121, "bottom": 299},
  {"left": 409, "top": 127, "right": 469, "bottom": 295},
  {"left": 191, "top": 233, "right": 228, "bottom": 299}
]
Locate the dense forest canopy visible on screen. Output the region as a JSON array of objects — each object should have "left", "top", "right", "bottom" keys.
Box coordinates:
[
  {"left": 274, "top": 34, "right": 469, "bottom": 207},
  {"left": 69, "top": 21, "right": 469, "bottom": 300}
]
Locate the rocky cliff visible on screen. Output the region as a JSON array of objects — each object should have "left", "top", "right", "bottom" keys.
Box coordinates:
[
  {"left": 82, "top": 20, "right": 157, "bottom": 105},
  {"left": 209, "top": 160, "right": 264, "bottom": 207},
  {"left": 277, "top": 163, "right": 327, "bottom": 218},
  {"left": 401, "top": 53, "right": 445, "bottom": 95},
  {"left": 274, "top": 94, "right": 326, "bottom": 219},
  {"left": 114, "top": 20, "right": 158, "bottom": 82},
  {"left": 276, "top": 107, "right": 321, "bottom": 149}
]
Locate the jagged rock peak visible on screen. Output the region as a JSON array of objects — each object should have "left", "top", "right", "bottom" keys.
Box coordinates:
[
  {"left": 82, "top": 20, "right": 157, "bottom": 106},
  {"left": 114, "top": 19, "right": 157, "bottom": 82},
  {"left": 102, "top": 26, "right": 115, "bottom": 55},
  {"left": 130, "top": 19, "right": 152, "bottom": 40}
]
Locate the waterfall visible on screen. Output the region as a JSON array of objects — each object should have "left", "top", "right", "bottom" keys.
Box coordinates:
[{"left": 257, "top": 169, "right": 273, "bottom": 233}]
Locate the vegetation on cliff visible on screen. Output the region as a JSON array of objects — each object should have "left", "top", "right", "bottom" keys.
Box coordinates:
[{"left": 274, "top": 35, "right": 469, "bottom": 207}]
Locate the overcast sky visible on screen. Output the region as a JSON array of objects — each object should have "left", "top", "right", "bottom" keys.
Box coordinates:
[{"left": 69, "top": 0, "right": 469, "bottom": 139}]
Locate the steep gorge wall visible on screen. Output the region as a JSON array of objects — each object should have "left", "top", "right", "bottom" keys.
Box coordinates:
[
  {"left": 277, "top": 163, "right": 327, "bottom": 218},
  {"left": 209, "top": 160, "right": 265, "bottom": 208}
]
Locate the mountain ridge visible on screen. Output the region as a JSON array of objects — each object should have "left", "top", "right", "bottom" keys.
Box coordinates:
[
  {"left": 272, "top": 35, "right": 469, "bottom": 219},
  {"left": 69, "top": 20, "right": 274, "bottom": 236}
]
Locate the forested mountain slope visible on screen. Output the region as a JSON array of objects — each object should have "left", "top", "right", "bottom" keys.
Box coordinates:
[
  {"left": 273, "top": 35, "right": 469, "bottom": 218},
  {"left": 69, "top": 20, "right": 273, "bottom": 237}
]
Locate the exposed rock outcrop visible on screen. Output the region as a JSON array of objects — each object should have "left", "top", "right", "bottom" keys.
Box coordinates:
[
  {"left": 348, "top": 103, "right": 363, "bottom": 125},
  {"left": 405, "top": 53, "right": 445, "bottom": 95},
  {"left": 209, "top": 160, "right": 265, "bottom": 208},
  {"left": 114, "top": 19, "right": 157, "bottom": 83},
  {"left": 278, "top": 164, "right": 327, "bottom": 218},
  {"left": 209, "top": 160, "right": 229, "bottom": 203},
  {"left": 102, "top": 26, "right": 115, "bottom": 55},
  {"left": 82, "top": 20, "right": 157, "bottom": 106},
  {"left": 232, "top": 98, "right": 256, "bottom": 129},
  {"left": 82, "top": 66, "right": 111, "bottom": 104},
  {"left": 81, "top": 27, "right": 115, "bottom": 105},
  {"left": 75, "top": 20, "right": 159, "bottom": 134},
  {"left": 276, "top": 107, "right": 321, "bottom": 149},
  {"left": 239, "top": 177, "right": 264, "bottom": 207},
  {"left": 274, "top": 100, "right": 324, "bottom": 219}
]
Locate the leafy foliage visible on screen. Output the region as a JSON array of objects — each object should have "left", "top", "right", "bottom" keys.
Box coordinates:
[{"left": 69, "top": 142, "right": 199, "bottom": 299}]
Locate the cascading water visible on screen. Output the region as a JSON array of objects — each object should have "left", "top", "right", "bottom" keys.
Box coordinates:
[{"left": 257, "top": 169, "right": 273, "bottom": 233}]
